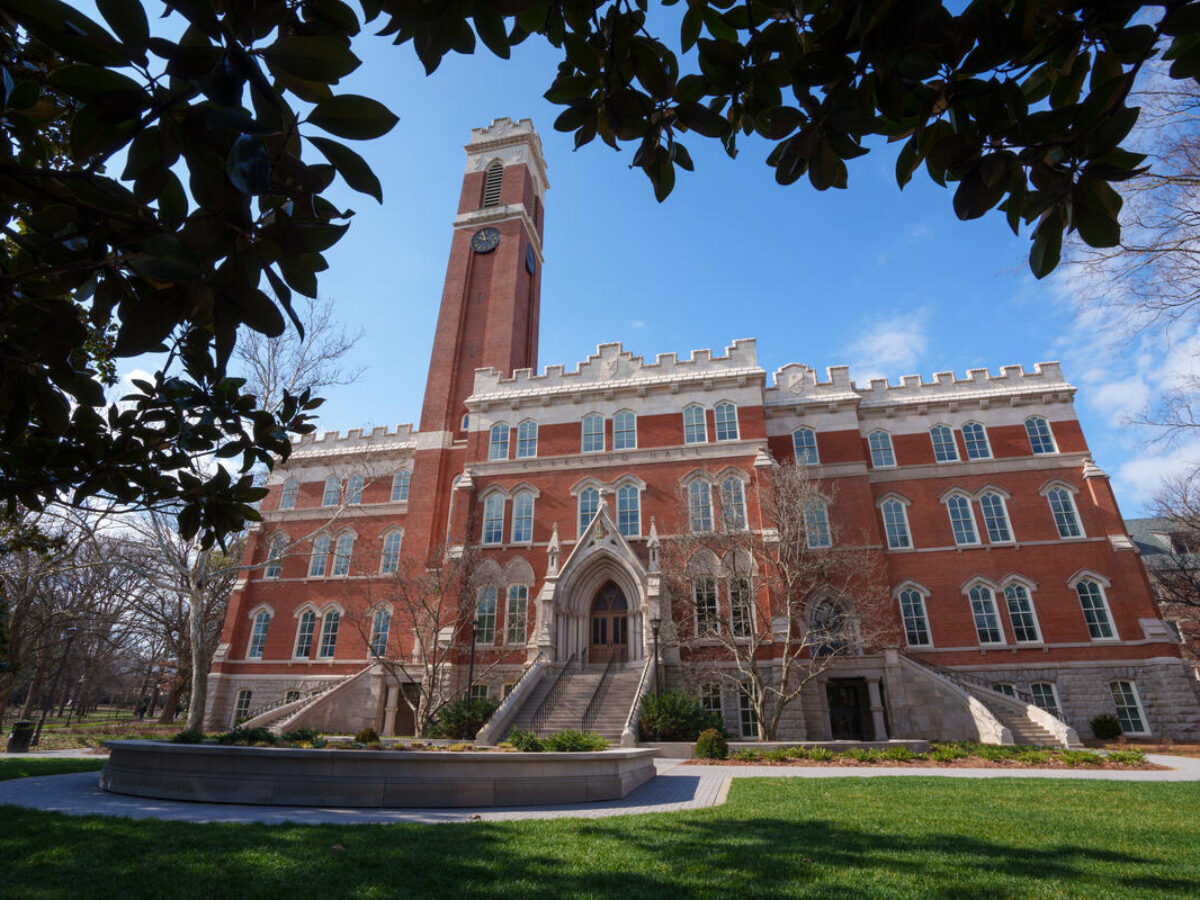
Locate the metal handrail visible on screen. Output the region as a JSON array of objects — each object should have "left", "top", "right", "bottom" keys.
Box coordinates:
[
  {"left": 243, "top": 679, "right": 341, "bottom": 722},
  {"left": 581, "top": 658, "right": 615, "bottom": 732},
  {"left": 530, "top": 652, "right": 577, "bottom": 734},
  {"left": 919, "top": 658, "right": 1037, "bottom": 707}
]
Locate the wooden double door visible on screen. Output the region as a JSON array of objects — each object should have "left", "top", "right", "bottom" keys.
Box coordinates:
[{"left": 589, "top": 582, "right": 629, "bottom": 664}]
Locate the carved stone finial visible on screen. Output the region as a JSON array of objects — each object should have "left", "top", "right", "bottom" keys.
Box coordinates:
[
  {"left": 647, "top": 516, "right": 660, "bottom": 573},
  {"left": 547, "top": 522, "right": 561, "bottom": 575}
]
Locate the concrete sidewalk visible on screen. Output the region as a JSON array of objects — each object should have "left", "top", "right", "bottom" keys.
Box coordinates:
[{"left": 2, "top": 754, "right": 1198, "bottom": 825}]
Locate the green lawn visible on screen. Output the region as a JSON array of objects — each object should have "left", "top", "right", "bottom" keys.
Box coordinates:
[{"left": 0, "top": 769, "right": 1196, "bottom": 899}]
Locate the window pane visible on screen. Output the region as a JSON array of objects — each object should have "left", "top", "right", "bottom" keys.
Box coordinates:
[
  {"left": 899, "top": 589, "right": 930, "bottom": 646},
  {"left": 582, "top": 414, "right": 605, "bottom": 452},
  {"left": 295, "top": 611, "right": 316, "bottom": 657},
  {"left": 318, "top": 611, "right": 340, "bottom": 658},
  {"left": 1077, "top": 580, "right": 1114, "bottom": 638},
  {"left": 684, "top": 406, "right": 706, "bottom": 444},
  {"left": 738, "top": 689, "right": 758, "bottom": 738},
  {"left": 947, "top": 495, "right": 979, "bottom": 545},
  {"left": 512, "top": 492, "right": 534, "bottom": 543},
  {"left": 234, "top": 690, "right": 252, "bottom": 723},
  {"left": 579, "top": 487, "right": 599, "bottom": 534},
  {"left": 476, "top": 587, "right": 497, "bottom": 643},
  {"left": 689, "top": 481, "right": 713, "bottom": 532},
  {"left": 962, "top": 423, "right": 991, "bottom": 459},
  {"left": 931, "top": 425, "right": 958, "bottom": 462},
  {"left": 322, "top": 477, "right": 341, "bottom": 506},
  {"left": 482, "top": 494, "right": 504, "bottom": 544},
  {"left": 722, "top": 478, "right": 747, "bottom": 530},
  {"left": 792, "top": 427, "right": 819, "bottom": 464},
  {"left": 280, "top": 480, "right": 299, "bottom": 510},
  {"left": 613, "top": 411, "right": 636, "bottom": 450},
  {"left": 1110, "top": 681, "right": 1146, "bottom": 733},
  {"left": 506, "top": 585, "right": 528, "bottom": 644},
  {"left": 309, "top": 535, "right": 330, "bottom": 577},
  {"left": 381, "top": 531, "right": 403, "bottom": 573},
  {"left": 993, "top": 683, "right": 1016, "bottom": 698},
  {"left": 332, "top": 534, "right": 354, "bottom": 576},
  {"left": 701, "top": 683, "right": 722, "bottom": 715},
  {"left": 714, "top": 402, "right": 739, "bottom": 441},
  {"left": 730, "top": 577, "right": 753, "bottom": 637},
  {"left": 489, "top": 423, "right": 510, "bottom": 460},
  {"left": 980, "top": 493, "right": 1012, "bottom": 542},
  {"left": 694, "top": 578, "right": 718, "bottom": 635},
  {"left": 391, "top": 470, "right": 411, "bottom": 502},
  {"left": 370, "top": 609, "right": 390, "bottom": 656},
  {"left": 805, "top": 500, "right": 831, "bottom": 548},
  {"left": 882, "top": 500, "right": 910, "bottom": 549},
  {"left": 1031, "top": 682, "right": 1061, "bottom": 719},
  {"left": 346, "top": 474, "right": 364, "bottom": 505},
  {"left": 869, "top": 431, "right": 895, "bottom": 467},
  {"left": 517, "top": 421, "right": 538, "bottom": 458},
  {"left": 1025, "top": 416, "right": 1056, "bottom": 454},
  {"left": 248, "top": 612, "right": 270, "bottom": 658},
  {"left": 1048, "top": 488, "right": 1082, "bottom": 538},
  {"left": 1004, "top": 584, "right": 1041, "bottom": 642},
  {"left": 617, "top": 484, "right": 640, "bottom": 537},
  {"left": 265, "top": 537, "right": 286, "bottom": 579},
  {"left": 969, "top": 586, "right": 1003, "bottom": 644}
]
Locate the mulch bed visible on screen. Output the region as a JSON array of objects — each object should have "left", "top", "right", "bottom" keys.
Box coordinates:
[{"left": 687, "top": 756, "right": 1167, "bottom": 770}]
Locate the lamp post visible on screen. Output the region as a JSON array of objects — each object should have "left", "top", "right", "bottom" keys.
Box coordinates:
[
  {"left": 32, "top": 627, "right": 78, "bottom": 747},
  {"left": 649, "top": 616, "right": 661, "bottom": 696},
  {"left": 462, "top": 618, "right": 478, "bottom": 740}
]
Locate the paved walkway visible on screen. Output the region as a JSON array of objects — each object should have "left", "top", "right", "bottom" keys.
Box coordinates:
[{"left": 2, "top": 755, "right": 1197, "bottom": 826}]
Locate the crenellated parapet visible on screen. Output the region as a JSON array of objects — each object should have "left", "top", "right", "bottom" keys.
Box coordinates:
[
  {"left": 468, "top": 339, "right": 762, "bottom": 411},
  {"left": 289, "top": 424, "right": 417, "bottom": 461},
  {"left": 854, "top": 362, "right": 1074, "bottom": 410}
]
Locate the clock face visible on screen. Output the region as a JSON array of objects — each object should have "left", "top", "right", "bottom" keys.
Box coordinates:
[
  {"left": 525, "top": 244, "right": 537, "bottom": 275},
  {"left": 470, "top": 227, "right": 500, "bottom": 253}
]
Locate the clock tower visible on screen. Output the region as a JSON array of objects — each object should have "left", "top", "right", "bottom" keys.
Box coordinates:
[{"left": 418, "top": 118, "right": 549, "bottom": 436}]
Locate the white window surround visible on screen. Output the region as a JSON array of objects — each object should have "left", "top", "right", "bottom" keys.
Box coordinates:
[
  {"left": 792, "top": 426, "right": 819, "bottom": 464},
  {"left": 721, "top": 476, "right": 748, "bottom": 531},
  {"left": 978, "top": 490, "right": 1014, "bottom": 543},
  {"left": 264, "top": 535, "right": 287, "bottom": 579},
  {"left": 714, "top": 401, "right": 740, "bottom": 442},
  {"left": 279, "top": 479, "right": 299, "bottom": 510},
  {"left": 1030, "top": 681, "right": 1062, "bottom": 719},
  {"left": 895, "top": 583, "right": 932, "bottom": 648},
  {"left": 616, "top": 482, "right": 641, "bottom": 538},
  {"left": 961, "top": 422, "right": 992, "bottom": 459},
  {"left": 489, "top": 422, "right": 510, "bottom": 461},
  {"left": 346, "top": 474, "right": 364, "bottom": 505},
  {"left": 683, "top": 404, "right": 707, "bottom": 444},
  {"left": 687, "top": 478, "right": 715, "bottom": 533},
  {"left": 482, "top": 159, "right": 503, "bottom": 206},
  {"left": 966, "top": 582, "right": 1006, "bottom": 645},
  {"left": 390, "top": 470, "right": 411, "bottom": 503},
  {"left": 308, "top": 534, "right": 331, "bottom": 578},
  {"left": 321, "top": 476, "right": 341, "bottom": 507},
  {"left": 506, "top": 584, "right": 529, "bottom": 645},
  {"left": 293, "top": 606, "right": 319, "bottom": 658},
  {"left": 1072, "top": 576, "right": 1118, "bottom": 640},
  {"left": 331, "top": 531, "right": 355, "bottom": 577},
  {"left": 577, "top": 485, "right": 601, "bottom": 536},
  {"left": 613, "top": 410, "right": 637, "bottom": 450},
  {"left": 482, "top": 492, "right": 505, "bottom": 545},
  {"left": 1025, "top": 415, "right": 1058, "bottom": 455},
  {"left": 805, "top": 498, "right": 832, "bottom": 548},
  {"left": 693, "top": 577, "right": 720, "bottom": 636},
  {"left": 380, "top": 529, "right": 403, "bottom": 574},
  {"left": 247, "top": 609, "right": 271, "bottom": 659},
  {"left": 930, "top": 424, "right": 959, "bottom": 463},
  {"left": 369, "top": 607, "right": 391, "bottom": 656},
  {"left": 581, "top": 412, "right": 605, "bottom": 453},
  {"left": 868, "top": 430, "right": 896, "bottom": 468},
  {"left": 943, "top": 492, "right": 980, "bottom": 546},
  {"left": 1003, "top": 581, "right": 1043, "bottom": 644},
  {"left": 317, "top": 609, "right": 340, "bottom": 658},
  {"left": 511, "top": 490, "right": 535, "bottom": 544},
  {"left": 1043, "top": 482, "right": 1085, "bottom": 539},
  {"left": 516, "top": 420, "right": 538, "bottom": 458},
  {"left": 1110, "top": 680, "right": 1149, "bottom": 735},
  {"left": 877, "top": 494, "right": 912, "bottom": 550}
]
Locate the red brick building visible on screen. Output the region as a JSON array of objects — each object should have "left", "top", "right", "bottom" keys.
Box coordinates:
[{"left": 205, "top": 119, "right": 1200, "bottom": 744}]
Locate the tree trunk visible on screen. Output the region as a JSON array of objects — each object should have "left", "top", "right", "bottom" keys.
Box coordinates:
[
  {"left": 185, "top": 587, "right": 208, "bottom": 731},
  {"left": 20, "top": 666, "right": 44, "bottom": 719},
  {"left": 157, "top": 685, "right": 181, "bottom": 723}
]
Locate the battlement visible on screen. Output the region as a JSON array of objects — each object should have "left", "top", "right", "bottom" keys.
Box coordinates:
[
  {"left": 767, "top": 363, "right": 858, "bottom": 404},
  {"left": 468, "top": 339, "right": 762, "bottom": 405},
  {"left": 290, "top": 423, "right": 417, "bottom": 460},
  {"left": 465, "top": 116, "right": 548, "bottom": 193},
  {"left": 856, "top": 362, "right": 1071, "bottom": 407}
]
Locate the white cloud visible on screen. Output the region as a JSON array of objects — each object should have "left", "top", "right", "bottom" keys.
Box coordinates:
[
  {"left": 1113, "top": 439, "right": 1200, "bottom": 510},
  {"left": 631, "top": 319, "right": 645, "bottom": 329},
  {"left": 905, "top": 223, "right": 933, "bottom": 241},
  {"left": 844, "top": 308, "right": 930, "bottom": 384}
]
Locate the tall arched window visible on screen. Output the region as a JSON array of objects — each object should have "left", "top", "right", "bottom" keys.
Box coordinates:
[
  {"left": 880, "top": 498, "right": 911, "bottom": 549},
  {"left": 714, "top": 402, "right": 739, "bottom": 441},
  {"left": 321, "top": 476, "right": 341, "bottom": 507},
  {"left": 516, "top": 420, "right": 538, "bottom": 458},
  {"left": 482, "top": 159, "right": 503, "bottom": 207},
  {"left": 578, "top": 486, "right": 600, "bottom": 534},
  {"left": 248, "top": 610, "right": 270, "bottom": 658},
  {"left": 280, "top": 479, "right": 299, "bottom": 510},
  {"left": 1110, "top": 681, "right": 1148, "bottom": 734},
  {"left": 792, "top": 427, "right": 819, "bottom": 464},
  {"left": 482, "top": 493, "right": 505, "bottom": 545},
  {"left": 489, "top": 422, "right": 510, "bottom": 460},
  {"left": 689, "top": 480, "right": 714, "bottom": 532},
  {"left": 1025, "top": 415, "right": 1057, "bottom": 454},
  {"left": 308, "top": 534, "right": 331, "bottom": 577},
  {"left": 381, "top": 530, "right": 403, "bottom": 574},
  {"left": 868, "top": 430, "right": 896, "bottom": 467},
  {"left": 693, "top": 577, "right": 719, "bottom": 635},
  {"left": 294, "top": 610, "right": 316, "bottom": 657},
  {"left": 805, "top": 499, "right": 831, "bottom": 548},
  {"left": 476, "top": 586, "right": 498, "bottom": 643},
  {"left": 317, "top": 610, "right": 340, "bottom": 658},
  {"left": 616, "top": 483, "right": 640, "bottom": 537},
  {"left": 683, "top": 405, "right": 707, "bottom": 444},
  {"left": 1003, "top": 583, "right": 1042, "bottom": 643},
  {"left": 979, "top": 491, "right": 1013, "bottom": 542},
  {"left": 506, "top": 585, "right": 528, "bottom": 644},
  {"left": 331, "top": 532, "right": 355, "bottom": 576},
  {"left": 613, "top": 410, "right": 637, "bottom": 450},
  {"left": 1047, "top": 486, "right": 1083, "bottom": 537},
  {"left": 346, "top": 474, "right": 364, "bottom": 505},
  {"left": 369, "top": 608, "right": 391, "bottom": 656},
  {"left": 812, "top": 599, "right": 853, "bottom": 657},
  {"left": 945, "top": 494, "right": 979, "bottom": 545},
  {"left": 962, "top": 422, "right": 991, "bottom": 459},
  {"left": 930, "top": 425, "right": 958, "bottom": 462},
  {"left": 968, "top": 585, "right": 1004, "bottom": 644},
  {"left": 391, "top": 469, "right": 411, "bottom": 502},
  {"left": 898, "top": 588, "right": 931, "bottom": 647},
  {"left": 581, "top": 413, "right": 605, "bottom": 453},
  {"left": 729, "top": 576, "right": 754, "bottom": 637},
  {"left": 264, "top": 535, "right": 286, "bottom": 579},
  {"left": 511, "top": 491, "right": 534, "bottom": 543},
  {"left": 1076, "top": 579, "right": 1115, "bottom": 639},
  {"left": 721, "top": 476, "right": 747, "bottom": 530}
]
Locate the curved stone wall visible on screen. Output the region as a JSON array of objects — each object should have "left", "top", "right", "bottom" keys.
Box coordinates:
[{"left": 100, "top": 741, "right": 658, "bottom": 808}]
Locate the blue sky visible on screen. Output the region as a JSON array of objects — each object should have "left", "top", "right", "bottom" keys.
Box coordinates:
[{"left": 91, "top": 5, "right": 1193, "bottom": 517}]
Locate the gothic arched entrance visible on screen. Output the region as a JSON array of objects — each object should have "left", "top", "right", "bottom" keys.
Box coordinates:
[{"left": 589, "top": 582, "right": 629, "bottom": 664}]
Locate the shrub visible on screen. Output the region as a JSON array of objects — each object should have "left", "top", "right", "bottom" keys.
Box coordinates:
[
  {"left": 1059, "top": 749, "right": 1105, "bottom": 767},
  {"left": 1105, "top": 749, "right": 1146, "bottom": 766},
  {"left": 638, "top": 690, "right": 724, "bottom": 742},
  {"left": 354, "top": 727, "right": 380, "bottom": 745},
  {"left": 840, "top": 747, "right": 883, "bottom": 763},
  {"left": 784, "top": 745, "right": 811, "bottom": 760},
  {"left": 1090, "top": 714, "right": 1122, "bottom": 740},
  {"left": 169, "top": 729, "right": 205, "bottom": 744},
  {"left": 882, "top": 745, "right": 918, "bottom": 762},
  {"left": 807, "top": 747, "right": 835, "bottom": 762},
  {"left": 1012, "top": 748, "right": 1052, "bottom": 766},
  {"left": 765, "top": 747, "right": 791, "bottom": 762},
  {"left": 427, "top": 697, "right": 500, "bottom": 739},
  {"left": 733, "top": 748, "right": 764, "bottom": 761},
  {"left": 975, "top": 744, "right": 1019, "bottom": 762},
  {"left": 695, "top": 728, "right": 728, "bottom": 760},
  {"left": 542, "top": 730, "right": 609, "bottom": 752},
  {"left": 446, "top": 742, "right": 474, "bottom": 752},
  {"left": 216, "top": 726, "right": 277, "bottom": 746},
  {"left": 280, "top": 728, "right": 323, "bottom": 745},
  {"left": 930, "top": 743, "right": 970, "bottom": 762},
  {"left": 507, "top": 728, "right": 544, "bottom": 752}
]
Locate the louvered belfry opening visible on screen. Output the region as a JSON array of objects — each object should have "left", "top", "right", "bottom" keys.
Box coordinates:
[{"left": 482, "top": 160, "right": 503, "bottom": 207}]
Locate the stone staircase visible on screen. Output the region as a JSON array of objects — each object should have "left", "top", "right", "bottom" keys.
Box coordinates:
[
  {"left": 964, "top": 686, "right": 1081, "bottom": 747},
  {"left": 508, "top": 664, "right": 644, "bottom": 742}
]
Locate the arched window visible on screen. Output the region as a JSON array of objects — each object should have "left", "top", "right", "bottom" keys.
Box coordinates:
[
  {"left": 993, "top": 683, "right": 1017, "bottom": 698},
  {"left": 868, "top": 430, "right": 896, "bottom": 467},
  {"left": 689, "top": 480, "right": 713, "bottom": 532},
  {"left": 489, "top": 422, "right": 510, "bottom": 460},
  {"left": 369, "top": 608, "right": 391, "bottom": 656},
  {"left": 812, "top": 599, "right": 854, "bottom": 657},
  {"left": 516, "top": 420, "right": 538, "bottom": 458},
  {"left": 898, "top": 588, "right": 931, "bottom": 647},
  {"left": 805, "top": 499, "right": 831, "bottom": 548},
  {"left": 248, "top": 610, "right": 270, "bottom": 658},
  {"left": 721, "top": 477, "right": 747, "bottom": 530},
  {"left": 578, "top": 486, "right": 600, "bottom": 535},
  {"left": 331, "top": 533, "right": 355, "bottom": 576},
  {"left": 962, "top": 422, "right": 991, "bottom": 459},
  {"left": 1003, "top": 583, "right": 1042, "bottom": 643},
  {"left": 391, "top": 470, "right": 411, "bottom": 502},
  {"left": 294, "top": 610, "right": 316, "bottom": 657},
  {"left": 714, "top": 402, "right": 739, "bottom": 441},
  {"left": 511, "top": 491, "right": 534, "bottom": 543},
  {"left": 264, "top": 535, "right": 286, "bottom": 579},
  {"left": 1076, "top": 579, "right": 1116, "bottom": 639},
  {"left": 482, "top": 159, "right": 503, "bottom": 207},
  {"left": 792, "top": 427, "right": 819, "bottom": 464},
  {"left": 381, "top": 530, "right": 403, "bottom": 574},
  {"left": 613, "top": 410, "right": 636, "bottom": 450},
  {"left": 482, "top": 493, "right": 505, "bottom": 545},
  {"left": 616, "top": 483, "right": 640, "bottom": 537},
  {"left": 1031, "top": 682, "right": 1062, "bottom": 719},
  {"left": 280, "top": 479, "right": 299, "bottom": 510},
  {"left": 581, "top": 413, "right": 605, "bottom": 453},
  {"left": 506, "top": 585, "right": 528, "bottom": 644},
  {"left": 461, "top": 413, "right": 470, "bottom": 430},
  {"left": 321, "top": 476, "right": 341, "bottom": 507},
  {"left": 317, "top": 610, "right": 340, "bottom": 658},
  {"left": 880, "top": 498, "right": 911, "bottom": 549},
  {"left": 683, "top": 405, "right": 707, "bottom": 444},
  {"left": 968, "top": 585, "right": 1004, "bottom": 644},
  {"left": 476, "top": 586, "right": 497, "bottom": 643},
  {"left": 979, "top": 491, "right": 1013, "bottom": 542},
  {"left": 1025, "top": 415, "right": 1057, "bottom": 454},
  {"left": 1047, "top": 486, "right": 1083, "bottom": 538},
  {"left": 930, "top": 425, "right": 958, "bottom": 462},
  {"left": 693, "top": 577, "right": 719, "bottom": 636},
  {"left": 729, "top": 576, "right": 754, "bottom": 637},
  {"left": 1110, "top": 681, "right": 1148, "bottom": 734},
  {"left": 945, "top": 494, "right": 979, "bottom": 545},
  {"left": 346, "top": 474, "right": 364, "bottom": 505},
  {"left": 308, "top": 534, "right": 331, "bottom": 577}
]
